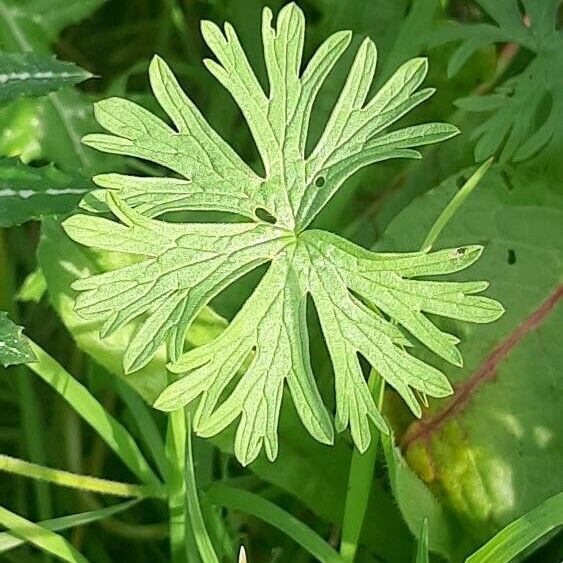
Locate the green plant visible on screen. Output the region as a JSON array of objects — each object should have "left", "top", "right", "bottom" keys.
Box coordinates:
[
  {"left": 62, "top": 4, "right": 502, "bottom": 467},
  {"left": 0, "top": 1, "right": 561, "bottom": 562}
]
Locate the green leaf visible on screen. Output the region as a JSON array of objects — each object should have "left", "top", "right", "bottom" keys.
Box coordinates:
[
  {"left": 432, "top": 0, "right": 563, "bottom": 163},
  {"left": 0, "top": 505, "right": 89, "bottom": 563},
  {"left": 0, "top": 0, "right": 108, "bottom": 45},
  {"left": 0, "top": 311, "right": 36, "bottom": 367},
  {"left": 381, "top": 166, "right": 563, "bottom": 554},
  {"left": 0, "top": 0, "right": 116, "bottom": 171},
  {"left": 16, "top": 268, "right": 47, "bottom": 303},
  {"left": 63, "top": 3, "right": 502, "bottom": 465},
  {"left": 26, "top": 339, "right": 163, "bottom": 490},
  {"left": 207, "top": 484, "right": 345, "bottom": 563},
  {"left": 416, "top": 519, "right": 429, "bottom": 563},
  {"left": 38, "top": 218, "right": 227, "bottom": 404},
  {"left": 382, "top": 431, "right": 463, "bottom": 561},
  {"left": 39, "top": 220, "right": 413, "bottom": 562},
  {"left": 0, "top": 501, "right": 138, "bottom": 553},
  {"left": 0, "top": 158, "right": 93, "bottom": 227},
  {"left": 0, "top": 53, "right": 91, "bottom": 106},
  {"left": 466, "top": 492, "right": 563, "bottom": 563}
]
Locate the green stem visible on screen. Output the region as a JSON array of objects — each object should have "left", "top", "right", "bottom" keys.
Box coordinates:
[
  {"left": 0, "top": 454, "right": 156, "bottom": 499},
  {"left": 166, "top": 409, "right": 191, "bottom": 563},
  {"left": 185, "top": 414, "right": 219, "bottom": 563},
  {"left": 421, "top": 157, "right": 494, "bottom": 252},
  {"left": 340, "top": 373, "right": 385, "bottom": 562}
]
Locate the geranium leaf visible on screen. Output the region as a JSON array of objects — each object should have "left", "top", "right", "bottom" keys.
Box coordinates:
[
  {"left": 431, "top": 0, "right": 563, "bottom": 163},
  {"left": 63, "top": 2, "right": 503, "bottom": 465}
]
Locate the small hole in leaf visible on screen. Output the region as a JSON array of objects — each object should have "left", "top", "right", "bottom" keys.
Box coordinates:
[
  {"left": 507, "top": 249, "right": 516, "bottom": 265},
  {"left": 456, "top": 175, "right": 467, "bottom": 189},
  {"left": 455, "top": 247, "right": 468, "bottom": 257},
  {"left": 315, "top": 176, "right": 326, "bottom": 188},
  {"left": 255, "top": 207, "right": 277, "bottom": 224}
]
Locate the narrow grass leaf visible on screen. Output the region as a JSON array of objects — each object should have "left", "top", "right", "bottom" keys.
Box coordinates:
[
  {"left": 0, "top": 501, "right": 139, "bottom": 553},
  {"left": 466, "top": 492, "right": 563, "bottom": 563},
  {"left": 26, "top": 341, "right": 162, "bottom": 489},
  {"left": 0, "top": 505, "right": 90, "bottom": 563},
  {"left": 207, "top": 484, "right": 345, "bottom": 563},
  {"left": 416, "top": 519, "right": 429, "bottom": 563},
  {"left": 421, "top": 158, "right": 494, "bottom": 252}
]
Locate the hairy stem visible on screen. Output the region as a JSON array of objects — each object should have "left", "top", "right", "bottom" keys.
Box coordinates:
[{"left": 0, "top": 454, "right": 152, "bottom": 498}]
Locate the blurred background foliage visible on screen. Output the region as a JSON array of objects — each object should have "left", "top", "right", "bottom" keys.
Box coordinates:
[{"left": 0, "top": 0, "right": 562, "bottom": 561}]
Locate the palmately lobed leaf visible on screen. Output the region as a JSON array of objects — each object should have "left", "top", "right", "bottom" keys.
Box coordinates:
[
  {"left": 63, "top": 2, "right": 503, "bottom": 465},
  {"left": 432, "top": 0, "right": 563, "bottom": 163}
]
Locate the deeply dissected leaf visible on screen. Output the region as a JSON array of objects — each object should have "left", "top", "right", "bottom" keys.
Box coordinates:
[
  {"left": 0, "top": 158, "right": 93, "bottom": 227},
  {"left": 381, "top": 166, "right": 563, "bottom": 553},
  {"left": 0, "top": 311, "right": 36, "bottom": 367},
  {"left": 0, "top": 53, "right": 91, "bottom": 106},
  {"left": 432, "top": 0, "right": 563, "bottom": 162},
  {"left": 63, "top": 3, "right": 503, "bottom": 465},
  {"left": 38, "top": 221, "right": 413, "bottom": 563}
]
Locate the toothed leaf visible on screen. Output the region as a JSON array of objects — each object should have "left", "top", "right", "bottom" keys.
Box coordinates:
[
  {"left": 0, "top": 312, "right": 36, "bottom": 367},
  {"left": 63, "top": 3, "right": 502, "bottom": 465}
]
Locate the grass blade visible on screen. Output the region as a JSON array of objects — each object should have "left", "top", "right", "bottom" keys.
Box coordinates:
[
  {"left": 207, "top": 484, "right": 345, "bottom": 563},
  {"left": 26, "top": 341, "right": 162, "bottom": 490},
  {"left": 185, "top": 413, "right": 218, "bottom": 563},
  {"left": 113, "top": 375, "right": 169, "bottom": 481},
  {"left": 421, "top": 157, "right": 493, "bottom": 252},
  {"left": 0, "top": 505, "right": 89, "bottom": 563},
  {"left": 416, "top": 519, "right": 429, "bottom": 563},
  {"left": 340, "top": 373, "right": 385, "bottom": 561},
  {"left": 0, "top": 454, "right": 159, "bottom": 498},
  {"left": 466, "top": 492, "right": 563, "bottom": 563},
  {"left": 0, "top": 501, "right": 139, "bottom": 553}
]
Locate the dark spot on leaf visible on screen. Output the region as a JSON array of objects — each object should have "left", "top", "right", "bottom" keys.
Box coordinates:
[
  {"left": 455, "top": 247, "right": 468, "bottom": 257},
  {"left": 255, "top": 207, "right": 276, "bottom": 224},
  {"left": 516, "top": 0, "right": 526, "bottom": 20},
  {"left": 315, "top": 176, "right": 326, "bottom": 188},
  {"left": 507, "top": 249, "right": 516, "bottom": 265},
  {"left": 456, "top": 175, "right": 467, "bottom": 189},
  {"left": 501, "top": 170, "right": 514, "bottom": 191}
]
